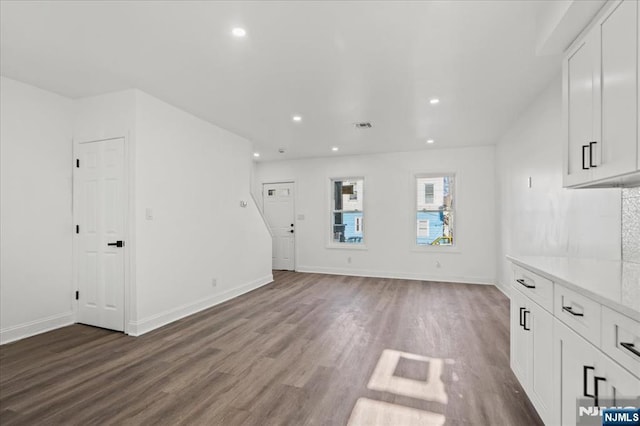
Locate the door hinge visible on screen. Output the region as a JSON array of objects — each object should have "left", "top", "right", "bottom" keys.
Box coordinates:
[
  {"left": 76, "top": 225, "right": 79, "bottom": 234},
  {"left": 76, "top": 159, "right": 80, "bottom": 168},
  {"left": 75, "top": 291, "right": 79, "bottom": 300}
]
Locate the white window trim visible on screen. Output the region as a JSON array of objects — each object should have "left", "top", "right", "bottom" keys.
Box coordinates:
[
  {"left": 327, "top": 176, "right": 368, "bottom": 250},
  {"left": 412, "top": 172, "right": 459, "bottom": 252}
]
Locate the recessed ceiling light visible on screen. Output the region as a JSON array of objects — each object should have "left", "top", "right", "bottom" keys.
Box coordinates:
[
  {"left": 429, "top": 98, "right": 440, "bottom": 105},
  {"left": 253, "top": 152, "right": 260, "bottom": 157},
  {"left": 232, "top": 27, "right": 246, "bottom": 37},
  {"left": 292, "top": 115, "right": 302, "bottom": 122},
  {"left": 332, "top": 147, "right": 339, "bottom": 152},
  {"left": 426, "top": 139, "right": 435, "bottom": 144}
]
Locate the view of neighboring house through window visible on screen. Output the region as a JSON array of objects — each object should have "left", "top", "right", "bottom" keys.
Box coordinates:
[
  {"left": 332, "top": 178, "right": 364, "bottom": 244},
  {"left": 416, "top": 175, "right": 454, "bottom": 246}
]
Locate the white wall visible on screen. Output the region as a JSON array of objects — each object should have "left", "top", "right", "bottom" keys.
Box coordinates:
[
  {"left": 254, "top": 147, "right": 496, "bottom": 284},
  {"left": 1, "top": 80, "right": 272, "bottom": 343},
  {"left": 131, "top": 91, "right": 272, "bottom": 334},
  {"left": 0, "top": 76, "right": 74, "bottom": 343},
  {"left": 495, "top": 75, "right": 621, "bottom": 293}
]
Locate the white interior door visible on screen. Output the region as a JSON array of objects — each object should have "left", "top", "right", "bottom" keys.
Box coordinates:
[
  {"left": 263, "top": 182, "right": 295, "bottom": 271},
  {"left": 74, "top": 138, "right": 126, "bottom": 331}
]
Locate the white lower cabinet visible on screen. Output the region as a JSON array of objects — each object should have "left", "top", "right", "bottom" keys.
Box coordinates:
[
  {"left": 510, "top": 287, "right": 554, "bottom": 425},
  {"left": 556, "top": 320, "right": 640, "bottom": 426},
  {"left": 509, "top": 261, "right": 640, "bottom": 426}
]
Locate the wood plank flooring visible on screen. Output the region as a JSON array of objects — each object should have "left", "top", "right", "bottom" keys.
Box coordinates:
[{"left": 0, "top": 272, "right": 542, "bottom": 425}]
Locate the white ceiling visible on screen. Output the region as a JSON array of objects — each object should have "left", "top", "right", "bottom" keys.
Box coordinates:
[{"left": 0, "top": 1, "right": 560, "bottom": 161}]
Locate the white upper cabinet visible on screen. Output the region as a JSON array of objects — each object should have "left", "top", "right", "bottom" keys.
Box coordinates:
[
  {"left": 596, "top": 0, "right": 638, "bottom": 180},
  {"left": 564, "top": 30, "right": 600, "bottom": 187},
  {"left": 563, "top": 0, "right": 640, "bottom": 188}
]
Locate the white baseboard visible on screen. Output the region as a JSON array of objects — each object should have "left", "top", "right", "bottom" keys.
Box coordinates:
[
  {"left": 0, "top": 311, "right": 74, "bottom": 345},
  {"left": 127, "top": 274, "right": 273, "bottom": 336},
  {"left": 295, "top": 265, "right": 494, "bottom": 286},
  {"left": 494, "top": 282, "right": 511, "bottom": 298}
]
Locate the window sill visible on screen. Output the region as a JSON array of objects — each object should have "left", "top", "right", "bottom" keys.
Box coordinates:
[
  {"left": 326, "top": 244, "right": 369, "bottom": 251},
  {"left": 411, "top": 246, "right": 461, "bottom": 254}
]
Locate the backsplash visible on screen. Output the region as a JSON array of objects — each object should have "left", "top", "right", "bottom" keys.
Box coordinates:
[{"left": 622, "top": 187, "right": 640, "bottom": 264}]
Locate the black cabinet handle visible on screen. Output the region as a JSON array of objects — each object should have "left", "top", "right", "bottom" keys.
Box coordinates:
[
  {"left": 107, "top": 241, "right": 124, "bottom": 248},
  {"left": 562, "top": 306, "right": 584, "bottom": 317},
  {"left": 583, "top": 366, "right": 594, "bottom": 398},
  {"left": 582, "top": 145, "right": 590, "bottom": 170},
  {"left": 589, "top": 141, "right": 597, "bottom": 168},
  {"left": 593, "top": 376, "right": 606, "bottom": 407},
  {"left": 516, "top": 278, "right": 535, "bottom": 289},
  {"left": 519, "top": 307, "right": 526, "bottom": 327},
  {"left": 523, "top": 310, "right": 530, "bottom": 331},
  {"left": 620, "top": 342, "right": 640, "bottom": 358},
  {"left": 289, "top": 230, "right": 294, "bottom": 234}
]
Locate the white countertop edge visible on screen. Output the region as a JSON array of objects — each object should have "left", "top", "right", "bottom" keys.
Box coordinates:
[{"left": 506, "top": 255, "right": 640, "bottom": 322}]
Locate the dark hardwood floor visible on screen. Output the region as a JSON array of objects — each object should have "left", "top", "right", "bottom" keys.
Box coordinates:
[{"left": 0, "top": 272, "right": 542, "bottom": 425}]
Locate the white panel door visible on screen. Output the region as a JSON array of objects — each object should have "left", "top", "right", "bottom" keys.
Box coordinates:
[
  {"left": 595, "top": 0, "right": 638, "bottom": 180},
  {"left": 75, "top": 138, "right": 125, "bottom": 331},
  {"left": 263, "top": 182, "right": 295, "bottom": 271}
]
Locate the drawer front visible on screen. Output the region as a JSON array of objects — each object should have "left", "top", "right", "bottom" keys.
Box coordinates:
[
  {"left": 555, "top": 284, "right": 601, "bottom": 346},
  {"left": 512, "top": 265, "right": 554, "bottom": 312},
  {"left": 602, "top": 306, "right": 640, "bottom": 378}
]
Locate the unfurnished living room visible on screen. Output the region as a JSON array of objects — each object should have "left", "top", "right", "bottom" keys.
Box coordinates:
[{"left": 1, "top": 1, "right": 639, "bottom": 425}]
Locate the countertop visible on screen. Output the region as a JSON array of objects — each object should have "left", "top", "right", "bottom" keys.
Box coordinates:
[{"left": 506, "top": 255, "right": 640, "bottom": 322}]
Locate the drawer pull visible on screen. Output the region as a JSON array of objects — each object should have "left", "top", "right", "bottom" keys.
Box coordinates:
[
  {"left": 562, "top": 306, "right": 584, "bottom": 317},
  {"left": 516, "top": 278, "right": 535, "bottom": 289},
  {"left": 620, "top": 342, "right": 640, "bottom": 358},
  {"left": 519, "top": 307, "right": 526, "bottom": 327}
]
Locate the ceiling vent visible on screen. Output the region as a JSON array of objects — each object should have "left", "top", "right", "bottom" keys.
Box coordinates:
[{"left": 354, "top": 122, "right": 372, "bottom": 129}]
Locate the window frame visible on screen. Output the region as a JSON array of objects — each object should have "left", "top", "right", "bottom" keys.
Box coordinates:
[
  {"left": 413, "top": 172, "right": 457, "bottom": 250},
  {"left": 328, "top": 176, "right": 367, "bottom": 249}
]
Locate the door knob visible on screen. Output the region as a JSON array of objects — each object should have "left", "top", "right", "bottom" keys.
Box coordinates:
[
  {"left": 107, "top": 241, "right": 124, "bottom": 247},
  {"left": 289, "top": 230, "right": 294, "bottom": 234}
]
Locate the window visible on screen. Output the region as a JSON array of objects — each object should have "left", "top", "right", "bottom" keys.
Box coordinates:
[
  {"left": 424, "top": 184, "right": 434, "bottom": 204},
  {"left": 332, "top": 178, "right": 364, "bottom": 244},
  {"left": 416, "top": 175, "right": 454, "bottom": 246}
]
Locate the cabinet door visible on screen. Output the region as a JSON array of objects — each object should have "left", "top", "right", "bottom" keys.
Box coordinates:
[
  {"left": 564, "top": 29, "right": 599, "bottom": 187},
  {"left": 528, "top": 303, "right": 555, "bottom": 425},
  {"left": 597, "top": 351, "right": 640, "bottom": 406},
  {"left": 594, "top": 0, "right": 638, "bottom": 180},
  {"left": 557, "top": 320, "right": 600, "bottom": 426},
  {"left": 510, "top": 288, "right": 528, "bottom": 386}
]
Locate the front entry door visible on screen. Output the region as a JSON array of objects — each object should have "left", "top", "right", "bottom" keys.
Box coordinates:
[
  {"left": 74, "top": 138, "right": 126, "bottom": 331},
  {"left": 263, "top": 182, "right": 295, "bottom": 271}
]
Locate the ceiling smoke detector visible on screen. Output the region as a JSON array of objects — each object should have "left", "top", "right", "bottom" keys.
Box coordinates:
[{"left": 354, "top": 122, "right": 372, "bottom": 129}]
